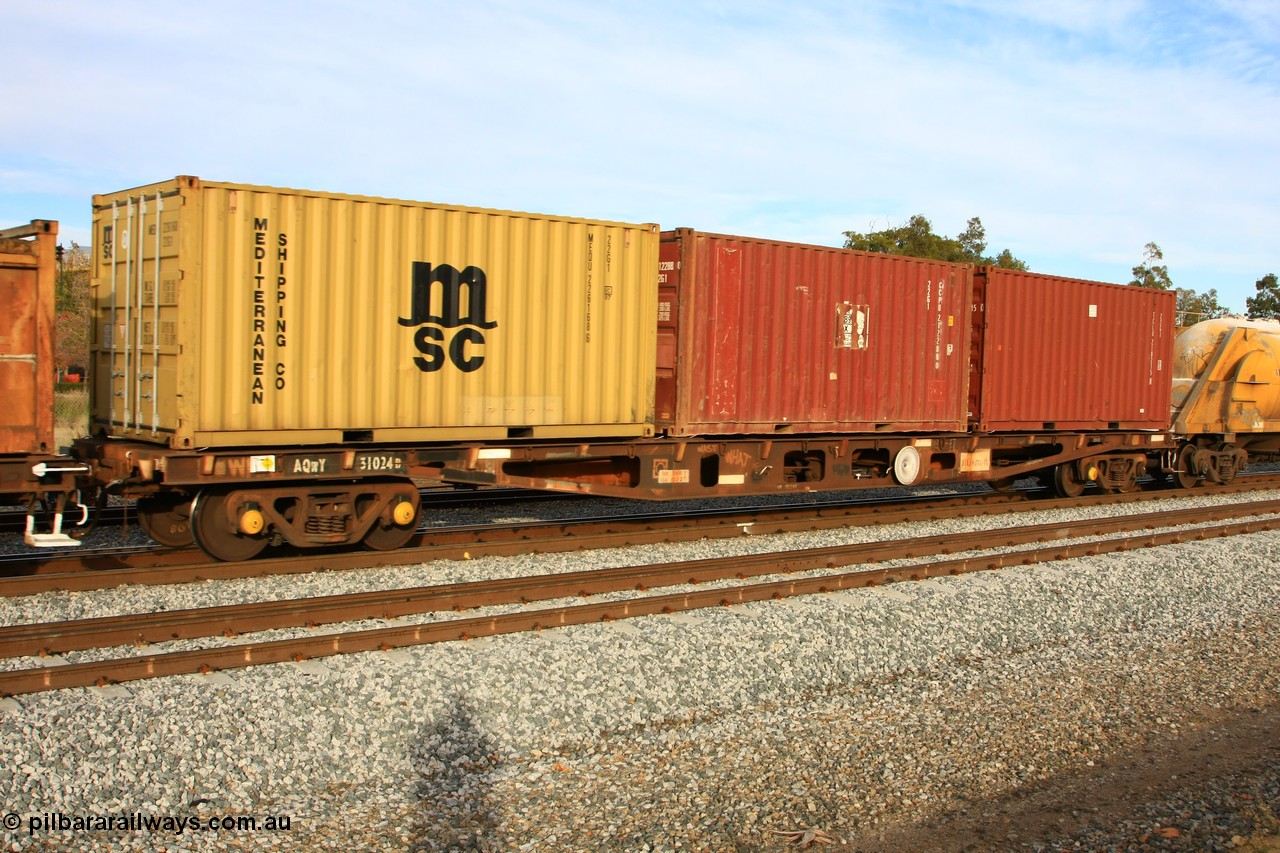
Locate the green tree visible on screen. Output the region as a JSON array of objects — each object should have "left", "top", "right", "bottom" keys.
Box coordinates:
[
  {"left": 1245, "top": 272, "right": 1280, "bottom": 320},
  {"left": 956, "top": 217, "right": 987, "bottom": 264},
  {"left": 843, "top": 215, "right": 1027, "bottom": 270},
  {"left": 1129, "top": 242, "right": 1173, "bottom": 290},
  {"left": 55, "top": 242, "right": 91, "bottom": 376},
  {"left": 1174, "top": 287, "right": 1228, "bottom": 327},
  {"left": 992, "top": 248, "right": 1029, "bottom": 272}
]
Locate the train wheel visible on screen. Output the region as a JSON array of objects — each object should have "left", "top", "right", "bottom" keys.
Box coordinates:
[
  {"left": 191, "top": 489, "right": 268, "bottom": 562},
  {"left": 137, "top": 493, "right": 195, "bottom": 548},
  {"left": 363, "top": 491, "right": 421, "bottom": 552},
  {"left": 989, "top": 476, "right": 1017, "bottom": 492},
  {"left": 1172, "top": 444, "right": 1200, "bottom": 489},
  {"left": 1052, "top": 463, "right": 1086, "bottom": 498}
]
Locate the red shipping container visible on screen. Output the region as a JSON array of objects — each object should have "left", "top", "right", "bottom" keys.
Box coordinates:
[
  {"left": 657, "top": 229, "right": 974, "bottom": 436},
  {"left": 972, "top": 267, "right": 1174, "bottom": 431}
]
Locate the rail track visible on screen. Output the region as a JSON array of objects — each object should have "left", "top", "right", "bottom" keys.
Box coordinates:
[
  {"left": 0, "top": 485, "right": 570, "bottom": 535},
  {"left": 1, "top": 490, "right": 1278, "bottom": 697},
  {"left": 4, "top": 474, "right": 1280, "bottom": 598},
  {"left": 0, "top": 487, "right": 1030, "bottom": 592}
]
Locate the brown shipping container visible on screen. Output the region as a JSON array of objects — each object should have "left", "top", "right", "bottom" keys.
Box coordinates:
[
  {"left": 90, "top": 178, "right": 658, "bottom": 447},
  {"left": 658, "top": 230, "right": 973, "bottom": 435},
  {"left": 973, "top": 267, "right": 1174, "bottom": 431},
  {"left": 0, "top": 221, "right": 58, "bottom": 455}
]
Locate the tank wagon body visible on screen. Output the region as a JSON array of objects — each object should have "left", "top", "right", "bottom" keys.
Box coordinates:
[
  {"left": 6, "top": 175, "right": 1275, "bottom": 560},
  {"left": 0, "top": 221, "right": 89, "bottom": 546},
  {"left": 1168, "top": 318, "right": 1280, "bottom": 485}
]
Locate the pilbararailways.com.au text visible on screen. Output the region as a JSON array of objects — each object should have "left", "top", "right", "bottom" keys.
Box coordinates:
[{"left": 5, "top": 810, "right": 292, "bottom": 838}]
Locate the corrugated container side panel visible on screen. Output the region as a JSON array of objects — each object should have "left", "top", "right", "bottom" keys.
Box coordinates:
[
  {"left": 0, "top": 225, "right": 57, "bottom": 455},
  {"left": 667, "top": 232, "right": 971, "bottom": 434},
  {"left": 198, "top": 188, "right": 244, "bottom": 431},
  {"left": 92, "top": 179, "right": 657, "bottom": 445},
  {"left": 978, "top": 269, "right": 1173, "bottom": 430},
  {"left": 796, "top": 250, "right": 824, "bottom": 418}
]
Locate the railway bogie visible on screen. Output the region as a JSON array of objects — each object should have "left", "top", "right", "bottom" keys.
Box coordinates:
[
  {"left": 1177, "top": 440, "right": 1247, "bottom": 485},
  {"left": 78, "top": 435, "right": 426, "bottom": 558},
  {"left": 185, "top": 480, "right": 421, "bottom": 562}
]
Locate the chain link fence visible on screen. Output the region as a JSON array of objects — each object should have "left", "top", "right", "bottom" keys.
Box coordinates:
[
  {"left": 55, "top": 242, "right": 92, "bottom": 452},
  {"left": 54, "top": 382, "right": 89, "bottom": 452}
]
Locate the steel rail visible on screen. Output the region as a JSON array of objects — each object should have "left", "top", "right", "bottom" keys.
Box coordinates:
[
  {"left": 4, "top": 498, "right": 1280, "bottom": 658},
  {"left": 4, "top": 487, "right": 1032, "bottom": 569},
  {"left": 7, "top": 476, "right": 1280, "bottom": 597},
  {"left": 1, "top": 504, "right": 1277, "bottom": 696},
  {"left": 0, "top": 490, "right": 1034, "bottom": 594},
  {"left": 0, "top": 487, "right": 569, "bottom": 536}
]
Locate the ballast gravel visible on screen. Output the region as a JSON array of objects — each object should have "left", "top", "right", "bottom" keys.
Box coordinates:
[{"left": 0, "top": 488, "right": 1278, "bottom": 851}]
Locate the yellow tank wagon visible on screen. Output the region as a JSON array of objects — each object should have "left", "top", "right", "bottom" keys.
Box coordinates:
[{"left": 1170, "top": 318, "right": 1280, "bottom": 485}]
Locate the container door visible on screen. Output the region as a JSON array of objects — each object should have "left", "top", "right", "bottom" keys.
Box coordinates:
[
  {"left": 655, "top": 236, "right": 683, "bottom": 426},
  {"left": 95, "top": 191, "right": 175, "bottom": 439},
  {"left": 0, "top": 249, "right": 40, "bottom": 452},
  {"left": 967, "top": 268, "right": 987, "bottom": 426}
]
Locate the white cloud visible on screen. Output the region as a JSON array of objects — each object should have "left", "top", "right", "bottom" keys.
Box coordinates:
[{"left": 1, "top": 0, "right": 1277, "bottom": 309}]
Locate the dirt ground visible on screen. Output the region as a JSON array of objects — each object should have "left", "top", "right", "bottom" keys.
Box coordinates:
[{"left": 843, "top": 701, "right": 1280, "bottom": 852}]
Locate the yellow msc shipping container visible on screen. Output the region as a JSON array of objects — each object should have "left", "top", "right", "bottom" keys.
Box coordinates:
[{"left": 90, "top": 177, "right": 658, "bottom": 448}]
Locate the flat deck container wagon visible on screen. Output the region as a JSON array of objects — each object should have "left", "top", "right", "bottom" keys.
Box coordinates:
[
  {"left": 451, "top": 234, "right": 1179, "bottom": 502},
  {"left": 39, "top": 178, "right": 1190, "bottom": 561}
]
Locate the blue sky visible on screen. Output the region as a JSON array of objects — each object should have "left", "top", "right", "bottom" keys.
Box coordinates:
[{"left": 3, "top": 0, "right": 1277, "bottom": 311}]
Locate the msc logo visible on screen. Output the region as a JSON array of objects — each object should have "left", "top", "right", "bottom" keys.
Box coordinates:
[{"left": 398, "top": 262, "right": 498, "bottom": 373}]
